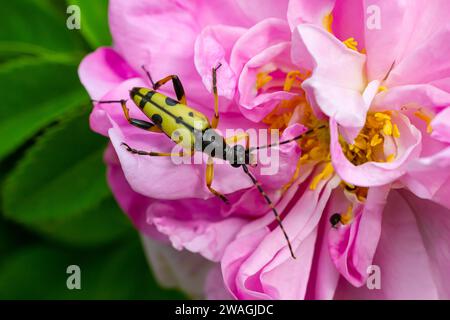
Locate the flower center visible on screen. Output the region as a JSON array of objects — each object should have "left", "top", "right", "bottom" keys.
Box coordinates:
[
  {"left": 340, "top": 111, "right": 400, "bottom": 165},
  {"left": 255, "top": 68, "right": 376, "bottom": 204},
  {"left": 257, "top": 69, "right": 331, "bottom": 191}
]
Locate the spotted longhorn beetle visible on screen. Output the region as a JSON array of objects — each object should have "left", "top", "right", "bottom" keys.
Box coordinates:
[{"left": 94, "top": 63, "right": 321, "bottom": 259}]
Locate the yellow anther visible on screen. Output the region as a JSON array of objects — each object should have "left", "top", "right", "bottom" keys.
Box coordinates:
[
  {"left": 257, "top": 69, "right": 333, "bottom": 194},
  {"left": 393, "top": 124, "right": 400, "bottom": 138},
  {"left": 343, "top": 37, "right": 358, "bottom": 51},
  {"left": 283, "top": 71, "right": 303, "bottom": 92},
  {"left": 340, "top": 205, "right": 353, "bottom": 225},
  {"left": 370, "top": 134, "right": 383, "bottom": 147},
  {"left": 256, "top": 72, "right": 273, "bottom": 90},
  {"left": 323, "top": 13, "right": 333, "bottom": 33},
  {"left": 414, "top": 110, "right": 433, "bottom": 133},
  {"left": 414, "top": 110, "right": 431, "bottom": 124},
  {"left": 374, "top": 112, "right": 391, "bottom": 121},
  {"left": 344, "top": 182, "right": 355, "bottom": 190},
  {"left": 310, "top": 162, "right": 334, "bottom": 190},
  {"left": 378, "top": 86, "right": 387, "bottom": 92},
  {"left": 354, "top": 139, "right": 367, "bottom": 150},
  {"left": 386, "top": 154, "right": 395, "bottom": 162},
  {"left": 366, "top": 148, "right": 372, "bottom": 160},
  {"left": 383, "top": 121, "right": 393, "bottom": 136}
]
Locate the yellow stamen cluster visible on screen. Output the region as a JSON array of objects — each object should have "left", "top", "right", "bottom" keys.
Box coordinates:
[
  {"left": 259, "top": 69, "right": 331, "bottom": 191},
  {"left": 262, "top": 70, "right": 309, "bottom": 130},
  {"left": 288, "top": 105, "right": 330, "bottom": 191},
  {"left": 255, "top": 67, "right": 376, "bottom": 210},
  {"left": 263, "top": 104, "right": 295, "bottom": 131},
  {"left": 341, "top": 111, "right": 400, "bottom": 165}
]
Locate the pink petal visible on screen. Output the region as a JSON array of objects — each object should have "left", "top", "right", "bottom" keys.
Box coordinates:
[
  {"left": 386, "top": 27, "right": 450, "bottom": 87},
  {"left": 230, "top": 18, "right": 291, "bottom": 76},
  {"left": 222, "top": 174, "right": 341, "bottom": 299},
  {"left": 78, "top": 47, "right": 138, "bottom": 100},
  {"left": 430, "top": 107, "right": 450, "bottom": 144},
  {"left": 331, "top": 0, "right": 365, "bottom": 50},
  {"left": 305, "top": 189, "right": 347, "bottom": 299},
  {"left": 292, "top": 24, "right": 368, "bottom": 133},
  {"left": 334, "top": 190, "right": 442, "bottom": 299},
  {"left": 104, "top": 144, "right": 163, "bottom": 240},
  {"left": 328, "top": 185, "right": 390, "bottom": 287},
  {"left": 152, "top": 214, "right": 246, "bottom": 262},
  {"left": 227, "top": 18, "right": 295, "bottom": 122},
  {"left": 205, "top": 265, "right": 234, "bottom": 300},
  {"left": 233, "top": 0, "right": 289, "bottom": 24},
  {"left": 390, "top": 0, "right": 450, "bottom": 67},
  {"left": 238, "top": 42, "right": 296, "bottom": 122},
  {"left": 402, "top": 146, "right": 450, "bottom": 209},
  {"left": 108, "top": 0, "right": 207, "bottom": 104},
  {"left": 89, "top": 78, "right": 146, "bottom": 136},
  {"left": 404, "top": 191, "right": 450, "bottom": 298},
  {"left": 252, "top": 123, "right": 304, "bottom": 188},
  {"left": 364, "top": 0, "right": 408, "bottom": 81},
  {"left": 371, "top": 84, "right": 450, "bottom": 112},
  {"left": 329, "top": 116, "right": 422, "bottom": 187},
  {"left": 194, "top": 25, "right": 246, "bottom": 100},
  {"left": 141, "top": 235, "right": 214, "bottom": 299},
  {"left": 287, "top": 0, "right": 335, "bottom": 30},
  {"left": 366, "top": 0, "right": 450, "bottom": 82}
]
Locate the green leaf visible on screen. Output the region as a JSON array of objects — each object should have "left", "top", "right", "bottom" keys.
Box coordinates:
[
  {"left": 0, "top": 218, "right": 34, "bottom": 257},
  {"left": 0, "top": 58, "right": 88, "bottom": 159},
  {"left": 0, "top": 0, "right": 85, "bottom": 57},
  {"left": 2, "top": 112, "right": 109, "bottom": 224},
  {"left": 34, "top": 196, "right": 132, "bottom": 247},
  {"left": 85, "top": 238, "right": 187, "bottom": 299},
  {"left": 0, "top": 239, "right": 186, "bottom": 299},
  {"left": 0, "top": 245, "right": 76, "bottom": 299},
  {"left": 68, "top": 0, "right": 112, "bottom": 48}
]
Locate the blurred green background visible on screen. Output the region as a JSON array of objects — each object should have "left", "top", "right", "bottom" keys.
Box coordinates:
[{"left": 0, "top": 0, "right": 185, "bottom": 299}]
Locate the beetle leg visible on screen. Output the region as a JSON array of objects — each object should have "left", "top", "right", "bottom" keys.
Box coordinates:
[
  {"left": 206, "top": 157, "right": 229, "bottom": 204},
  {"left": 93, "top": 99, "right": 162, "bottom": 133},
  {"left": 121, "top": 143, "right": 192, "bottom": 157},
  {"left": 141, "top": 65, "right": 187, "bottom": 104},
  {"left": 211, "top": 63, "right": 222, "bottom": 129}
]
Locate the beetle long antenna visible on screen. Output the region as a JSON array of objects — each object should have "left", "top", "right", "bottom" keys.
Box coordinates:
[
  {"left": 91, "top": 99, "right": 127, "bottom": 104},
  {"left": 241, "top": 164, "right": 296, "bottom": 259},
  {"left": 249, "top": 125, "right": 326, "bottom": 152},
  {"left": 141, "top": 65, "right": 155, "bottom": 87}
]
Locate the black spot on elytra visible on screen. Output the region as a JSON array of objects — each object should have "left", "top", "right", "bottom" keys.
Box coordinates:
[
  {"left": 175, "top": 116, "right": 183, "bottom": 124},
  {"left": 188, "top": 112, "right": 194, "bottom": 117},
  {"left": 151, "top": 114, "right": 163, "bottom": 125},
  {"left": 165, "top": 97, "right": 178, "bottom": 106},
  {"left": 145, "top": 91, "right": 155, "bottom": 100},
  {"left": 138, "top": 99, "right": 147, "bottom": 109}
]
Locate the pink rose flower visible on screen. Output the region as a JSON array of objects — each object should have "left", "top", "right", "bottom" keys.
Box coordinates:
[{"left": 79, "top": 0, "right": 450, "bottom": 299}]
